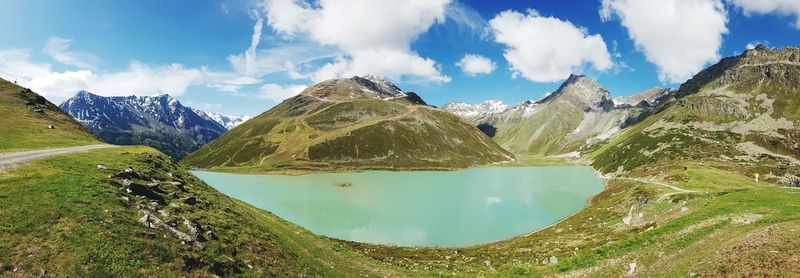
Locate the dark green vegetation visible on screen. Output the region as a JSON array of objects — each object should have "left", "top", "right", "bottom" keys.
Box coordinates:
[
  {"left": 183, "top": 77, "right": 513, "bottom": 172},
  {"left": 0, "top": 146, "right": 400, "bottom": 276},
  {"left": 0, "top": 78, "right": 98, "bottom": 152}
]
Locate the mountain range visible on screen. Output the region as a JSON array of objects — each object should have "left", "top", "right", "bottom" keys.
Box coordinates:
[
  {"left": 591, "top": 45, "right": 800, "bottom": 179},
  {"left": 2, "top": 45, "right": 800, "bottom": 276},
  {"left": 58, "top": 91, "right": 238, "bottom": 160},
  {"left": 183, "top": 75, "right": 513, "bottom": 170},
  {"left": 443, "top": 74, "right": 675, "bottom": 156}
]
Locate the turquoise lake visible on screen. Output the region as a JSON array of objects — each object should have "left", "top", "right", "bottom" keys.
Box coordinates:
[{"left": 192, "top": 166, "right": 604, "bottom": 247}]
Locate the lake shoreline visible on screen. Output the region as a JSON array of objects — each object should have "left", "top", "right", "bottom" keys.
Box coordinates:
[
  {"left": 193, "top": 166, "right": 605, "bottom": 247},
  {"left": 188, "top": 154, "right": 583, "bottom": 176}
]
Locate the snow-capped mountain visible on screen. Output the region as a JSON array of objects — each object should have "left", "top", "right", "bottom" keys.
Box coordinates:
[
  {"left": 191, "top": 109, "right": 251, "bottom": 130},
  {"left": 441, "top": 100, "right": 510, "bottom": 119},
  {"left": 59, "top": 91, "right": 227, "bottom": 160}
]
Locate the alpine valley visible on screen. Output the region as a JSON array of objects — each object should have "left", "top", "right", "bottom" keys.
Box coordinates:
[{"left": 1, "top": 44, "right": 799, "bottom": 277}]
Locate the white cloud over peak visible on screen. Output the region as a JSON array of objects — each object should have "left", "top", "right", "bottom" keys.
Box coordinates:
[
  {"left": 256, "top": 83, "right": 307, "bottom": 102},
  {"left": 489, "top": 10, "right": 612, "bottom": 83},
  {"left": 600, "top": 0, "right": 728, "bottom": 83},
  {"left": 42, "top": 36, "right": 100, "bottom": 70},
  {"left": 262, "top": 0, "right": 452, "bottom": 83},
  {"left": 730, "top": 0, "right": 800, "bottom": 28},
  {"left": 456, "top": 54, "right": 496, "bottom": 76}
]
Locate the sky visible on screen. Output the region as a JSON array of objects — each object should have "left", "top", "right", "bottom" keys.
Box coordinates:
[{"left": 1, "top": 0, "right": 799, "bottom": 116}]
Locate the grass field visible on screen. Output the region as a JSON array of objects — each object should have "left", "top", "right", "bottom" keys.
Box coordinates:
[
  {"left": 0, "top": 146, "right": 401, "bottom": 277},
  {"left": 3, "top": 146, "right": 798, "bottom": 276},
  {"left": 0, "top": 79, "right": 99, "bottom": 153}
]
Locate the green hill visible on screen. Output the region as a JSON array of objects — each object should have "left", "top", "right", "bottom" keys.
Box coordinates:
[
  {"left": 591, "top": 45, "right": 800, "bottom": 183},
  {"left": 0, "top": 78, "right": 99, "bottom": 152},
  {"left": 183, "top": 76, "right": 513, "bottom": 171},
  {"left": 0, "top": 146, "right": 401, "bottom": 276}
]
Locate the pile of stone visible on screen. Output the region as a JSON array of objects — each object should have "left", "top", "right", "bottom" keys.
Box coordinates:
[{"left": 97, "top": 164, "right": 216, "bottom": 249}]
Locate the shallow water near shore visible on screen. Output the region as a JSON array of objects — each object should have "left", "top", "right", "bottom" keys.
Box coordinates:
[{"left": 192, "top": 166, "right": 604, "bottom": 247}]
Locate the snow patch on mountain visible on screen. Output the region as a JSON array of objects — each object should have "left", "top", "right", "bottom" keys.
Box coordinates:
[
  {"left": 192, "top": 109, "right": 252, "bottom": 130},
  {"left": 442, "top": 100, "right": 510, "bottom": 118}
]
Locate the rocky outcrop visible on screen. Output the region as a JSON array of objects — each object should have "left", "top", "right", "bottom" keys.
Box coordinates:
[{"left": 99, "top": 157, "right": 215, "bottom": 250}]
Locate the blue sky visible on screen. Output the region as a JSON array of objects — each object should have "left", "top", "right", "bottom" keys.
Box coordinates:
[{"left": 1, "top": 0, "right": 799, "bottom": 116}]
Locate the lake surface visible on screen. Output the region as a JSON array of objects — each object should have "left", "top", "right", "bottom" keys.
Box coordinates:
[{"left": 192, "top": 166, "right": 604, "bottom": 247}]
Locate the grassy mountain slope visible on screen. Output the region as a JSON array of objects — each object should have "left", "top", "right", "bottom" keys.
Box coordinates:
[
  {"left": 0, "top": 146, "right": 401, "bottom": 276},
  {"left": 0, "top": 78, "right": 98, "bottom": 152},
  {"left": 591, "top": 46, "right": 800, "bottom": 182},
  {"left": 344, "top": 174, "right": 800, "bottom": 277},
  {"left": 6, "top": 147, "right": 799, "bottom": 276},
  {"left": 183, "top": 77, "right": 513, "bottom": 171}
]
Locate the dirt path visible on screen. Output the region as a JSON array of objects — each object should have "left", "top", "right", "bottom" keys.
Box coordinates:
[
  {"left": 0, "top": 144, "right": 117, "bottom": 170},
  {"left": 618, "top": 177, "right": 698, "bottom": 193}
]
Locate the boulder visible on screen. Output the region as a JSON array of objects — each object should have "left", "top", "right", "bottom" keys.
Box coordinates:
[
  {"left": 182, "top": 196, "right": 197, "bottom": 205},
  {"left": 127, "top": 183, "right": 166, "bottom": 204},
  {"left": 183, "top": 218, "right": 201, "bottom": 238},
  {"left": 204, "top": 230, "right": 218, "bottom": 240}
]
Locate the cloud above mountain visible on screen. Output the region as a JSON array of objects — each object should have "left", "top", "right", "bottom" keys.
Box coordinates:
[
  {"left": 456, "top": 54, "right": 496, "bottom": 76},
  {"left": 730, "top": 0, "right": 800, "bottom": 29},
  {"left": 600, "top": 0, "right": 728, "bottom": 83},
  {"left": 489, "top": 10, "right": 613, "bottom": 83},
  {"left": 261, "top": 0, "right": 452, "bottom": 83}
]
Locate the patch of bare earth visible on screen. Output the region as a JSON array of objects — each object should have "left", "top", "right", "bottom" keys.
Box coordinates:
[{"left": 707, "top": 221, "right": 800, "bottom": 277}]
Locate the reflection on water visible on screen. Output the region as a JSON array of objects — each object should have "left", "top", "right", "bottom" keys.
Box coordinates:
[{"left": 192, "top": 166, "right": 604, "bottom": 247}]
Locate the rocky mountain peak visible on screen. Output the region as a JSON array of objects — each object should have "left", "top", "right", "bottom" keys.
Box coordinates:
[
  {"left": 678, "top": 46, "right": 800, "bottom": 97},
  {"left": 541, "top": 74, "right": 614, "bottom": 110},
  {"left": 613, "top": 87, "right": 676, "bottom": 108},
  {"left": 302, "top": 75, "right": 414, "bottom": 101}
]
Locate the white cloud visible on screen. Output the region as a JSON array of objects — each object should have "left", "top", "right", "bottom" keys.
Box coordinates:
[
  {"left": 445, "top": 1, "right": 489, "bottom": 38},
  {"left": 0, "top": 48, "right": 227, "bottom": 101},
  {"left": 42, "top": 36, "right": 99, "bottom": 70},
  {"left": 730, "top": 0, "right": 800, "bottom": 28},
  {"left": 227, "top": 42, "right": 337, "bottom": 78},
  {"left": 456, "top": 54, "right": 496, "bottom": 76},
  {"left": 256, "top": 83, "right": 307, "bottom": 102},
  {"left": 262, "top": 0, "right": 451, "bottom": 83},
  {"left": 600, "top": 0, "right": 728, "bottom": 83},
  {"left": 0, "top": 49, "right": 52, "bottom": 80},
  {"left": 746, "top": 40, "right": 770, "bottom": 50},
  {"left": 489, "top": 10, "right": 612, "bottom": 83}
]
